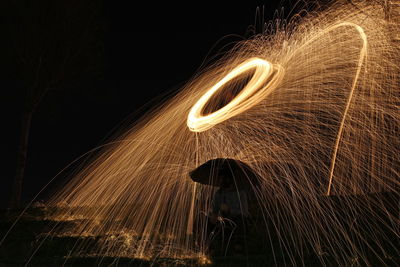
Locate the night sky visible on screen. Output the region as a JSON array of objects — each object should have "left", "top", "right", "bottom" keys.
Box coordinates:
[{"left": 3, "top": 1, "right": 297, "bottom": 207}]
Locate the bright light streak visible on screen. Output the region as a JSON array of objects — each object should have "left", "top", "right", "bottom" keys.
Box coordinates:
[
  {"left": 187, "top": 58, "right": 284, "bottom": 132},
  {"left": 30, "top": 1, "right": 400, "bottom": 265}
]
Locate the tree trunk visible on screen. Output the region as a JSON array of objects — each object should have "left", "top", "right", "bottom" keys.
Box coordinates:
[{"left": 10, "top": 109, "right": 33, "bottom": 209}]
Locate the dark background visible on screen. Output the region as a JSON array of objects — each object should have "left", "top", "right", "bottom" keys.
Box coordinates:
[{"left": 2, "top": 0, "right": 313, "bottom": 207}]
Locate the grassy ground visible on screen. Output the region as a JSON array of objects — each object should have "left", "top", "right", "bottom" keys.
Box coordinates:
[{"left": 0, "top": 194, "right": 398, "bottom": 266}]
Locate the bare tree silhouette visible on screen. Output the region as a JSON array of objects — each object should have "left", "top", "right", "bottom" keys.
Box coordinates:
[{"left": 3, "top": 0, "right": 105, "bottom": 208}]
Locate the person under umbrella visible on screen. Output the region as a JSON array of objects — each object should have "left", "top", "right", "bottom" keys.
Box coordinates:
[
  {"left": 209, "top": 166, "right": 250, "bottom": 223},
  {"left": 190, "top": 158, "right": 259, "bottom": 255},
  {"left": 210, "top": 166, "right": 249, "bottom": 255}
]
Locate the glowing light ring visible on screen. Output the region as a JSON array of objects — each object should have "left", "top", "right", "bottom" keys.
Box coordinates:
[{"left": 187, "top": 57, "right": 284, "bottom": 132}]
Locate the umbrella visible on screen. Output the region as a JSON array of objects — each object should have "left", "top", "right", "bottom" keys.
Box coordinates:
[{"left": 189, "top": 158, "right": 261, "bottom": 189}]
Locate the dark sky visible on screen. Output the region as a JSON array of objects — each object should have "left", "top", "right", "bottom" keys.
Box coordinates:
[{"left": 3, "top": 1, "right": 296, "bottom": 207}]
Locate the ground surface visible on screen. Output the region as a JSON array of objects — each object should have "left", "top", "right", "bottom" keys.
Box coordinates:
[{"left": 0, "top": 193, "right": 399, "bottom": 266}]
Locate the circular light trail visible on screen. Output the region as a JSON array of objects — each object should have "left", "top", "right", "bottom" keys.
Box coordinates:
[{"left": 187, "top": 57, "right": 284, "bottom": 132}]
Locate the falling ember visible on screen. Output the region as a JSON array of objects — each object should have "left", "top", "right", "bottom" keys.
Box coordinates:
[{"left": 21, "top": 1, "right": 400, "bottom": 266}]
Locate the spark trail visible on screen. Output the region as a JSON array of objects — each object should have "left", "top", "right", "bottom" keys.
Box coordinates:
[{"left": 23, "top": 1, "right": 400, "bottom": 266}]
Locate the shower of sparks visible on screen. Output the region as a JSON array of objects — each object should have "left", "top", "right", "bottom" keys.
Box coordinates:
[{"left": 20, "top": 1, "right": 400, "bottom": 266}]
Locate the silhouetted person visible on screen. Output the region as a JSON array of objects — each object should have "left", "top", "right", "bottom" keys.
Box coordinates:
[{"left": 207, "top": 168, "right": 249, "bottom": 255}]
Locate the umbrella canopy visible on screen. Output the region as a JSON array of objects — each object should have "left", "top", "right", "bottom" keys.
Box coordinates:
[{"left": 189, "top": 158, "right": 261, "bottom": 189}]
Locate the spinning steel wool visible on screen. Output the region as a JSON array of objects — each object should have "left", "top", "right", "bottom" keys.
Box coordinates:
[{"left": 40, "top": 1, "right": 400, "bottom": 265}]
